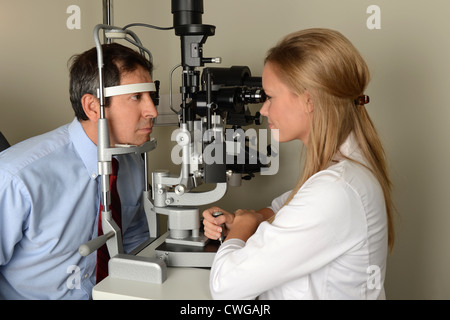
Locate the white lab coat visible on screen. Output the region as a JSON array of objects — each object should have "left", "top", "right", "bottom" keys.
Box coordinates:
[{"left": 210, "top": 134, "right": 388, "bottom": 300}]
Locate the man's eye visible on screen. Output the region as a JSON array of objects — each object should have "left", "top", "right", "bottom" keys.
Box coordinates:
[{"left": 131, "top": 94, "right": 141, "bottom": 101}]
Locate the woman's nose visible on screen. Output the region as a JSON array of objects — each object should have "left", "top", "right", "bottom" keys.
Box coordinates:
[{"left": 259, "top": 100, "right": 269, "bottom": 117}]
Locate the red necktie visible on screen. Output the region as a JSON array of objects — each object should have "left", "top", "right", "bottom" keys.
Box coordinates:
[{"left": 96, "top": 158, "right": 122, "bottom": 284}]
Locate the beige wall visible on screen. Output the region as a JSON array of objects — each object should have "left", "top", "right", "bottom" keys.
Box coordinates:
[{"left": 1, "top": 0, "right": 449, "bottom": 299}]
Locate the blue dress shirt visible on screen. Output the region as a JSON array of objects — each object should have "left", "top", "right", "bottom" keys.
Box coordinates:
[{"left": 0, "top": 118, "right": 150, "bottom": 299}]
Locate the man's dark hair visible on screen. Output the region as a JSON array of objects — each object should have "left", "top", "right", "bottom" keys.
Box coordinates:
[{"left": 68, "top": 43, "right": 153, "bottom": 120}]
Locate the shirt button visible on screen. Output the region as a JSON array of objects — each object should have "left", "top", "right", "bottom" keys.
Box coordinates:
[
  {"left": 84, "top": 273, "right": 89, "bottom": 279},
  {"left": 91, "top": 173, "right": 97, "bottom": 178}
]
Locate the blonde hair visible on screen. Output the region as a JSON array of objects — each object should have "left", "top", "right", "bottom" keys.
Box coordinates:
[{"left": 265, "top": 28, "right": 395, "bottom": 251}]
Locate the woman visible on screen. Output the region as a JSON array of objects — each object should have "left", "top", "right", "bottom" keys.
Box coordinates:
[{"left": 202, "top": 28, "right": 395, "bottom": 300}]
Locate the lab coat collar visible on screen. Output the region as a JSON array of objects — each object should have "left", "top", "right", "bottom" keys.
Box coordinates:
[
  {"left": 339, "top": 132, "right": 359, "bottom": 158},
  {"left": 336, "top": 132, "right": 366, "bottom": 165}
]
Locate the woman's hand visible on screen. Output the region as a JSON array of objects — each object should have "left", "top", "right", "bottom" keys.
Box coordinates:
[
  {"left": 226, "top": 209, "right": 264, "bottom": 242},
  {"left": 203, "top": 207, "right": 274, "bottom": 242},
  {"left": 202, "top": 206, "right": 235, "bottom": 241}
]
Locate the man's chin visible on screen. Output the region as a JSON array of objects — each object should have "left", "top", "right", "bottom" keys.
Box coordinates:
[
  {"left": 137, "top": 135, "right": 151, "bottom": 146},
  {"left": 117, "top": 136, "right": 150, "bottom": 147}
]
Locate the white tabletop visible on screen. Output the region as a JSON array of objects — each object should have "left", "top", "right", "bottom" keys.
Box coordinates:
[{"left": 92, "top": 233, "right": 212, "bottom": 300}]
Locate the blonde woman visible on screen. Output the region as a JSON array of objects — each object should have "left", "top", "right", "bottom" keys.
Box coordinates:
[{"left": 202, "top": 28, "right": 394, "bottom": 300}]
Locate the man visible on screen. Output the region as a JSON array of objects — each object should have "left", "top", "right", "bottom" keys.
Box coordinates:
[{"left": 0, "top": 43, "right": 158, "bottom": 299}]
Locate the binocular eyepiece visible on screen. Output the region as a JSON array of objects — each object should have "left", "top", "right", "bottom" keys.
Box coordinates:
[{"left": 202, "top": 66, "right": 265, "bottom": 107}]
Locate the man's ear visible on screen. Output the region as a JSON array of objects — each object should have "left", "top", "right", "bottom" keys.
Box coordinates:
[{"left": 81, "top": 93, "right": 100, "bottom": 121}]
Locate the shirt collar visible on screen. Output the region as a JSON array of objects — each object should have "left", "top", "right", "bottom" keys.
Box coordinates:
[{"left": 68, "top": 118, "right": 99, "bottom": 180}]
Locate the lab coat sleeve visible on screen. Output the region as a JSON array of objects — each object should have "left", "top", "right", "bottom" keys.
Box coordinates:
[
  {"left": 267, "top": 190, "right": 290, "bottom": 213},
  {"left": 209, "top": 171, "right": 367, "bottom": 300}
]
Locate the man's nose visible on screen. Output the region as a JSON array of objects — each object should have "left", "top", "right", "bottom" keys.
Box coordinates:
[{"left": 143, "top": 93, "right": 158, "bottom": 119}]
